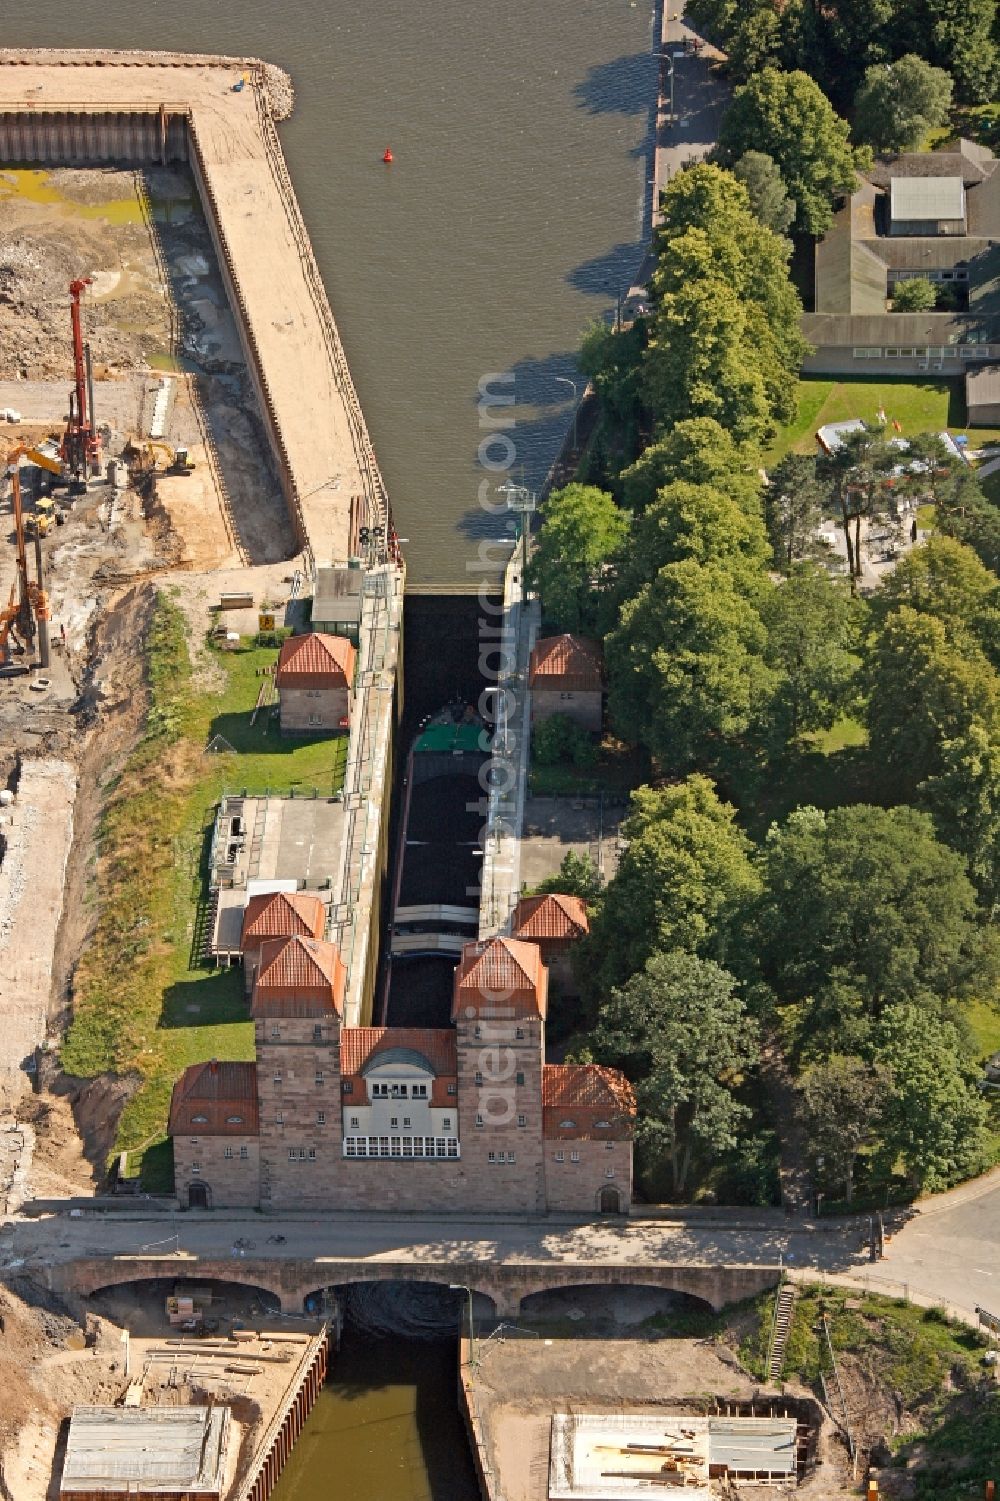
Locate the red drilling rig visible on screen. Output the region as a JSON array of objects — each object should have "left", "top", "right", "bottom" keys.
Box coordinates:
[{"left": 60, "top": 277, "right": 102, "bottom": 483}]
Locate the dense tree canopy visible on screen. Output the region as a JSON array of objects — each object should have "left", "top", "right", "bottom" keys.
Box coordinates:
[
  {"left": 752, "top": 804, "right": 982, "bottom": 1041},
  {"left": 874, "top": 1004, "right": 990, "bottom": 1191},
  {"left": 525, "top": 483, "right": 629, "bottom": 636},
  {"left": 853, "top": 54, "right": 953, "bottom": 153},
  {"left": 873, "top": 536, "right": 1000, "bottom": 665},
  {"left": 800, "top": 1055, "right": 888, "bottom": 1202},
  {"left": 866, "top": 607, "right": 999, "bottom": 798},
  {"left": 717, "top": 69, "right": 866, "bottom": 236},
  {"left": 592, "top": 951, "right": 759, "bottom": 1196},
  {"left": 644, "top": 165, "right": 805, "bottom": 443},
  {"left": 623, "top": 481, "right": 771, "bottom": 602},
  {"left": 731, "top": 151, "right": 795, "bottom": 233},
  {"left": 582, "top": 777, "right": 759, "bottom": 1000},
  {"left": 761, "top": 565, "right": 863, "bottom": 744},
  {"left": 764, "top": 453, "right": 833, "bottom": 571},
  {"left": 608, "top": 561, "right": 774, "bottom": 771},
  {"left": 621, "top": 418, "right": 759, "bottom": 517}
]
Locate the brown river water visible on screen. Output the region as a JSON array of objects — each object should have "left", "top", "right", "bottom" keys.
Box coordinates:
[
  {"left": 6, "top": 0, "right": 656, "bottom": 588},
  {"left": 4, "top": 1, "right": 657, "bottom": 1490}
]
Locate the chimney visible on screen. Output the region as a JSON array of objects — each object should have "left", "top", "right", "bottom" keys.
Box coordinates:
[{"left": 209, "top": 1059, "right": 219, "bottom": 1075}]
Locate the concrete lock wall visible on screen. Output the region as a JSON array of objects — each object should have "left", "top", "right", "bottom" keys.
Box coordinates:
[{"left": 0, "top": 108, "right": 188, "bottom": 164}]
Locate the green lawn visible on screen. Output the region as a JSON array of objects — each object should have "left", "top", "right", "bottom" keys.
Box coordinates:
[
  {"left": 62, "top": 593, "right": 348, "bottom": 1188},
  {"left": 766, "top": 376, "right": 1000, "bottom": 465}
]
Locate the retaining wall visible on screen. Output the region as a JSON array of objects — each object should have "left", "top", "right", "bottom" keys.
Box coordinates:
[
  {"left": 233, "top": 1327, "right": 329, "bottom": 1501},
  {"left": 0, "top": 106, "right": 188, "bottom": 164}
]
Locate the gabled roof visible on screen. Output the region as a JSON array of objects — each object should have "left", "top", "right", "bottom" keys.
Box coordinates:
[
  {"left": 242, "top": 891, "right": 326, "bottom": 948},
  {"left": 168, "top": 1060, "right": 259, "bottom": 1136},
  {"left": 340, "top": 1027, "right": 457, "bottom": 1078},
  {"left": 276, "top": 631, "right": 356, "bottom": 688},
  {"left": 542, "top": 1063, "right": 636, "bottom": 1140},
  {"left": 252, "top": 934, "right": 345, "bottom": 1017},
  {"left": 528, "top": 634, "right": 605, "bottom": 692},
  {"left": 512, "top": 892, "right": 589, "bottom": 944},
  {"left": 452, "top": 936, "right": 548, "bottom": 1021}
]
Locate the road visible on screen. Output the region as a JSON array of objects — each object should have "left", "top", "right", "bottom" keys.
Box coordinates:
[
  {"left": 4, "top": 1169, "right": 1000, "bottom": 1323},
  {"left": 652, "top": 9, "right": 731, "bottom": 227}
]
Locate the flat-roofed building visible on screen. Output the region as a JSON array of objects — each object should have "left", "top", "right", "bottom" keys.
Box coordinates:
[{"left": 60, "top": 1405, "right": 230, "bottom": 1500}]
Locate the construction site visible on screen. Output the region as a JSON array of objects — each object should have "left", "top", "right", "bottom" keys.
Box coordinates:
[{"left": 0, "top": 47, "right": 403, "bottom": 1500}]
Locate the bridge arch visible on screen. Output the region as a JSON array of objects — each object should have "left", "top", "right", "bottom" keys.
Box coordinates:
[{"left": 300, "top": 1273, "right": 498, "bottom": 1325}]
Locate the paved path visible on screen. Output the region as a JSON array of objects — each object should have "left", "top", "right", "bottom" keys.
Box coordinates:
[
  {"left": 6, "top": 1171, "right": 1000, "bottom": 1323},
  {"left": 652, "top": 11, "right": 730, "bottom": 229}
]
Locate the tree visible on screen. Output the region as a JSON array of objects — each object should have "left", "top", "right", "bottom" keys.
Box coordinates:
[
  {"left": 866, "top": 607, "right": 999, "bottom": 797},
  {"left": 608, "top": 561, "right": 775, "bottom": 770},
  {"left": 853, "top": 54, "right": 953, "bottom": 153},
  {"left": 592, "top": 950, "right": 759, "bottom": 1196},
  {"left": 765, "top": 453, "right": 834, "bottom": 570},
  {"left": 621, "top": 418, "right": 759, "bottom": 517},
  {"left": 873, "top": 536, "right": 1000, "bottom": 666},
  {"left": 644, "top": 165, "right": 806, "bottom": 442},
  {"left": 800, "top": 1055, "right": 888, "bottom": 1202},
  {"left": 920, "top": 721, "right": 1000, "bottom": 914},
  {"left": 936, "top": 476, "right": 1000, "bottom": 577},
  {"left": 875, "top": 1004, "right": 990, "bottom": 1192},
  {"left": 718, "top": 69, "right": 867, "bottom": 236},
  {"left": 578, "top": 319, "right": 648, "bottom": 477},
  {"left": 817, "top": 427, "right": 897, "bottom": 587},
  {"left": 898, "top": 0, "right": 999, "bottom": 104},
  {"left": 761, "top": 565, "right": 863, "bottom": 744},
  {"left": 583, "top": 776, "right": 759, "bottom": 999},
  {"left": 623, "top": 481, "right": 772, "bottom": 602},
  {"left": 753, "top": 804, "right": 982, "bottom": 1031},
  {"left": 893, "top": 277, "right": 937, "bottom": 311},
  {"left": 532, "top": 850, "right": 603, "bottom": 903},
  {"left": 686, "top": 0, "right": 803, "bottom": 81},
  {"left": 732, "top": 151, "right": 796, "bottom": 233},
  {"left": 531, "top": 713, "right": 597, "bottom": 770},
  {"left": 525, "top": 483, "right": 629, "bottom": 635}
]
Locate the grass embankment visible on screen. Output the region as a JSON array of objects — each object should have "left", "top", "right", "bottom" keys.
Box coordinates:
[
  {"left": 62, "top": 592, "right": 348, "bottom": 1188},
  {"left": 779, "top": 1286, "right": 999, "bottom": 1497},
  {"left": 765, "top": 377, "right": 1000, "bottom": 465}
]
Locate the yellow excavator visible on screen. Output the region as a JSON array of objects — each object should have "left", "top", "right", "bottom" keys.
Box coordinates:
[{"left": 123, "top": 438, "right": 196, "bottom": 480}]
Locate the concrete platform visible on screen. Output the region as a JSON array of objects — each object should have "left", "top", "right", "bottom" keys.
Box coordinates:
[{"left": 210, "top": 794, "right": 344, "bottom": 957}]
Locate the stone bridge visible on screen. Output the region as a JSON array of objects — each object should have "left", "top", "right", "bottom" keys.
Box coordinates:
[{"left": 54, "top": 1255, "right": 781, "bottom": 1319}]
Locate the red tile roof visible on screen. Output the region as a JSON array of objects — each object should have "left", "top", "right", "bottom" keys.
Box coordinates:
[
  {"left": 512, "top": 893, "right": 589, "bottom": 944},
  {"left": 242, "top": 891, "right": 326, "bottom": 949},
  {"left": 252, "top": 935, "right": 346, "bottom": 1017},
  {"left": 276, "top": 632, "right": 356, "bottom": 688},
  {"left": 528, "top": 635, "right": 605, "bottom": 692},
  {"left": 542, "top": 1063, "right": 636, "bottom": 1140},
  {"left": 339, "top": 1027, "right": 457, "bottom": 1077},
  {"left": 452, "top": 937, "right": 548, "bottom": 1021},
  {"left": 168, "top": 1061, "right": 259, "bottom": 1137}
]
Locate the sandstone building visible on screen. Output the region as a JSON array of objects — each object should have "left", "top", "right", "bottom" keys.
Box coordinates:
[
  {"left": 169, "top": 926, "right": 634, "bottom": 1216},
  {"left": 275, "top": 631, "right": 355, "bottom": 735},
  {"left": 528, "top": 634, "right": 605, "bottom": 733}
]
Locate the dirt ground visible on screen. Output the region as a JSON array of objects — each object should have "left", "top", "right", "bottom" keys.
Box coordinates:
[
  {"left": 0, "top": 163, "right": 310, "bottom": 1208},
  {"left": 0, "top": 1275, "right": 321, "bottom": 1501},
  {"left": 472, "top": 1289, "right": 854, "bottom": 1501}
]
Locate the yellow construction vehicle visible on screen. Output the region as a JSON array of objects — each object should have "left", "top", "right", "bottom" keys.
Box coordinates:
[
  {"left": 123, "top": 438, "right": 195, "bottom": 480},
  {"left": 24, "top": 445, "right": 63, "bottom": 477},
  {"left": 24, "top": 497, "right": 56, "bottom": 538}
]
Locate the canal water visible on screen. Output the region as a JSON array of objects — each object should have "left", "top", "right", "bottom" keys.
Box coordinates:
[
  {"left": 272, "top": 1286, "right": 482, "bottom": 1501},
  {"left": 4, "top": 0, "right": 657, "bottom": 587}
]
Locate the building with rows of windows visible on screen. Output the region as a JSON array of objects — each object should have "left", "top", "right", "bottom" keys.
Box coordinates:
[{"left": 168, "top": 905, "right": 635, "bottom": 1216}]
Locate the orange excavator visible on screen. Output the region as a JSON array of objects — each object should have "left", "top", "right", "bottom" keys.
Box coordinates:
[{"left": 0, "top": 445, "right": 51, "bottom": 670}]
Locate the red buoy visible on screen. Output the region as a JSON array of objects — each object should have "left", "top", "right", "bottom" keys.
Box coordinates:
[{"left": 382, "top": 146, "right": 393, "bottom": 163}]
